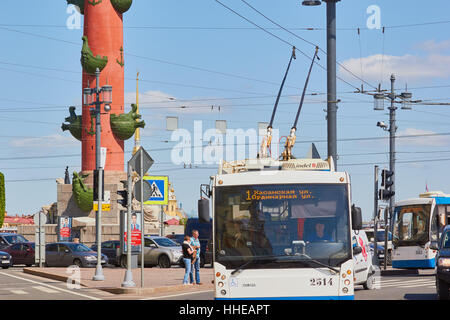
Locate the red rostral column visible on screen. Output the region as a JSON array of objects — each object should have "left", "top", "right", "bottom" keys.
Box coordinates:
[{"left": 82, "top": 0, "right": 124, "bottom": 172}]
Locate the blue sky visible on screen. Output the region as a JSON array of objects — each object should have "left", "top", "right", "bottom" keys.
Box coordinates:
[{"left": 1, "top": 0, "right": 450, "bottom": 221}]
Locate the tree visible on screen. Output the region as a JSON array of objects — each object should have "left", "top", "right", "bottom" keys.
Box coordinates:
[{"left": 0, "top": 172, "right": 5, "bottom": 228}]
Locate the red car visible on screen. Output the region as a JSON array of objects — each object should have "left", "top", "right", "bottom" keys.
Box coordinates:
[{"left": 4, "top": 242, "right": 35, "bottom": 267}]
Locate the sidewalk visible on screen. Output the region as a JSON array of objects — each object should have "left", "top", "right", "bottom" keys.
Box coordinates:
[{"left": 23, "top": 266, "right": 214, "bottom": 295}]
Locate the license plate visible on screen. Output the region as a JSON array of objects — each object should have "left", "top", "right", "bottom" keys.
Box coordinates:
[
  {"left": 101, "top": 260, "right": 106, "bottom": 263},
  {"left": 1, "top": 260, "right": 10, "bottom": 264}
]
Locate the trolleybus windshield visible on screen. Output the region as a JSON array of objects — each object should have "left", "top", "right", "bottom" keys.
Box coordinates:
[
  {"left": 214, "top": 184, "right": 351, "bottom": 269},
  {"left": 392, "top": 204, "right": 431, "bottom": 246}
]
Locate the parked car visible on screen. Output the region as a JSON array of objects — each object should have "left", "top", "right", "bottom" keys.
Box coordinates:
[
  {"left": 353, "top": 230, "right": 378, "bottom": 290},
  {"left": 0, "top": 250, "right": 12, "bottom": 269},
  {"left": 141, "top": 236, "right": 183, "bottom": 268},
  {"left": 166, "top": 234, "right": 185, "bottom": 246},
  {"left": 45, "top": 242, "right": 108, "bottom": 268},
  {"left": 431, "top": 225, "right": 450, "bottom": 300},
  {"left": 3, "top": 242, "right": 35, "bottom": 266},
  {"left": 91, "top": 240, "right": 122, "bottom": 267},
  {"left": 185, "top": 218, "right": 213, "bottom": 267},
  {"left": 0, "top": 233, "right": 29, "bottom": 250}
]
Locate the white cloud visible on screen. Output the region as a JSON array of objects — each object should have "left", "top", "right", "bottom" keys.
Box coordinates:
[
  {"left": 10, "top": 134, "right": 79, "bottom": 148},
  {"left": 397, "top": 128, "right": 450, "bottom": 147},
  {"left": 339, "top": 53, "right": 450, "bottom": 82},
  {"left": 414, "top": 39, "right": 450, "bottom": 53}
]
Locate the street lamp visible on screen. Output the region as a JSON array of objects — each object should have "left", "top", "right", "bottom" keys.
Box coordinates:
[
  {"left": 83, "top": 68, "right": 112, "bottom": 281},
  {"left": 373, "top": 93, "right": 385, "bottom": 111},
  {"left": 301, "top": 0, "right": 321, "bottom": 5},
  {"left": 301, "top": 0, "right": 341, "bottom": 169}
]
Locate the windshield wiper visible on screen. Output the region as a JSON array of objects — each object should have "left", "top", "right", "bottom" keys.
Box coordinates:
[
  {"left": 231, "top": 257, "right": 275, "bottom": 275},
  {"left": 276, "top": 254, "right": 339, "bottom": 273}
]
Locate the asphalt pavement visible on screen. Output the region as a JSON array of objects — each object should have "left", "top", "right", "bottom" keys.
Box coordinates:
[
  {"left": 0, "top": 267, "right": 114, "bottom": 300},
  {"left": 0, "top": 266, "right": 440, "bottom": 300}
]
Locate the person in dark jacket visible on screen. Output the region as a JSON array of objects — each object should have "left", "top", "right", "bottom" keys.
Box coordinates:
[{"left": 182, "top": 235, "right": 194, "bottom": 285}]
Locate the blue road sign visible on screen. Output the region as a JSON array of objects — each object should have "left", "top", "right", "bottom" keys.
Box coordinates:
[{"left": 143, "top": 176, "right": 169, "bottom": 205}]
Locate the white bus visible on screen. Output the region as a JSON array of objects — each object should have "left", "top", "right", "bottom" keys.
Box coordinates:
[
  {"left": 392, "top": 191, "right": 450, "bottom": 269},
  {"left": 199, "top": 157, "right": 368, "bottom": 300}
]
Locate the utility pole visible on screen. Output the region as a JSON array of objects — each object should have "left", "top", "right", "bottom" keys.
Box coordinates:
[
  {"left": 326, "top": 0, "right": 338, "bottom": 170},
  {"left": 122, "top": 162, "right": 135, "bottom": 287},
  {"left": 388, "top": 74, "right": 396, "bottom": 223},
  {"left": 373, "top": 165, "right": 379, "bottom": 262}
]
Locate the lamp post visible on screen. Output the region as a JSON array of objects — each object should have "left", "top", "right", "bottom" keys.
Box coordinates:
[
  {"left": 301, "top": 0, "right": 340, "bottom": 169},
  {"left": 83, "top": 68, "right": 112, "bottom": 281}
]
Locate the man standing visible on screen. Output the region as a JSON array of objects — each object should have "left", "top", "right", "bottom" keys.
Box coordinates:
[{"left": 190, "top": 229, "right": 202, "bottom": 285}]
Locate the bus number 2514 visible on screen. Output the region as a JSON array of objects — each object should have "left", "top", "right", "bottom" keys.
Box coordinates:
[{"left": 310, "top": 278, "right": 333, "bottom": 286}]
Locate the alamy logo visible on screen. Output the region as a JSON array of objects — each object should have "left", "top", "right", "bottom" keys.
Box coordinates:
[
  {"left": 66, "top": 5, "right": 82, "bottom": 30},
  {"left": 366, "top": 5, "right": 381, "bottom": 30}
]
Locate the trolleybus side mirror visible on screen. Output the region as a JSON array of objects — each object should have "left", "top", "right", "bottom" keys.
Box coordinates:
[
  {"left": 198, "top": 198, "right": 210, "bottom": 224},
  {"left": 351, "top": 205, "right": 363, "bottom": 230}
]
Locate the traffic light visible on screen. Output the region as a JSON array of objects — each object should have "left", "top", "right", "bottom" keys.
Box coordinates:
[
  {"left": 117, "top": 180, "right": 128, "bottom": 207},
  {"left": 381, "top": 169, "right": 394, "bottom": 189},
  {"left": 379, "top": 169, "right": 395, "bottom": 200}
]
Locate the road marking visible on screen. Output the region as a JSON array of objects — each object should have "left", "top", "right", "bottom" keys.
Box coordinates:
[
  {"left": 381, "top": 279, "right": 435, "bottom": 288},
  {"left": 381, "top": 278, "right": 431, "bottom": 283},
  {"left": 0, "top": 271, "right": 101, "bottom": 300},
  {"left": 140, "top": 289, "right": 214, "bottom": 300},
  {"left": 381, "top": 279, "right": 434, "bottom": 285},
  {"left": 32, "top": 286, "right": 60, "bottom": 293},
  {"left": 10, "top": 289, "right": 27, "bottom": 295}
]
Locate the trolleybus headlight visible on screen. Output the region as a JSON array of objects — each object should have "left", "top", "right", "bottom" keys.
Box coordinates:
[
  {"left": 218, "top": 282, "right": 224, "bottom": 287},
  {"left": 342, "top": 273, "right": 346, "bottom": 278},
  {"left": 342, "top": 287, "right": 348, "bottom": 294},
  {"left": 438, "top": 258, "right": 450, "bottom": 267},
  {"left": 216, "top": 272, "right": 221, "bottom": 277},
  {"left": 221, "top": 275, "right": 226, "bottom": 280},
  {"left": 344, "top": 279, "right": 350, "bottom": 286},
  {"left": 221, "top": 289, "right": 227, "bottom": 296},
  {"left": 347, "top": 270, "right": 352, "bottom": 275}
]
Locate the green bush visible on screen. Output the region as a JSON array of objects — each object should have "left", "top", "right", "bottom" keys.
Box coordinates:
[{"left": 0, "top": 172, "right": 5, "bottom": 228}]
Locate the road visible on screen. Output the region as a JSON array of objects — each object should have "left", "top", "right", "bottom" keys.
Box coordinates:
[
  {"left": 0, "top": 267, "right": 113, "bottom": 300},
  {"left": 0, "top": 267, "right": 439, "bottom": 300}
]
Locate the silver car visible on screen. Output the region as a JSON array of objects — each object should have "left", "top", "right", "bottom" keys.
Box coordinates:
[
  {"left": 45, "top": 242, "right": 108, "bottom": 268},
  {"left": 141, "top": 236, "right": 183, "bottom": 268}
]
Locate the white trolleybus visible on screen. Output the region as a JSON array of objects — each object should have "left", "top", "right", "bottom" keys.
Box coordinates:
[
  {"left": 198, "top": 157, "right": 368, "bottom": 300},
  {"left": 392, "top": 191, "right": 450, "bottom": 269}
]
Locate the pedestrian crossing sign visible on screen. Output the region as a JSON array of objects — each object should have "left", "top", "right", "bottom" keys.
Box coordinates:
[{"left": 143, "top": 176, "right": 169, "bottom": 205}]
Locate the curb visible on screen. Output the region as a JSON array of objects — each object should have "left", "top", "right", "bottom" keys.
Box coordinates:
[
  {"left": 23, "top": 267, "right": 88, "bottom": 287},
  {"left": 22, "top": 268, "right": 212, "bottom": 295}
]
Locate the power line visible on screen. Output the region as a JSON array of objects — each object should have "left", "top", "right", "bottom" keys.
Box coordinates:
[
  {"left": 1, "top": 131, "right": 449, "bottom": 161},
  {"left": 238, "top": 0, "right": 378, "bottom": 90}
]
